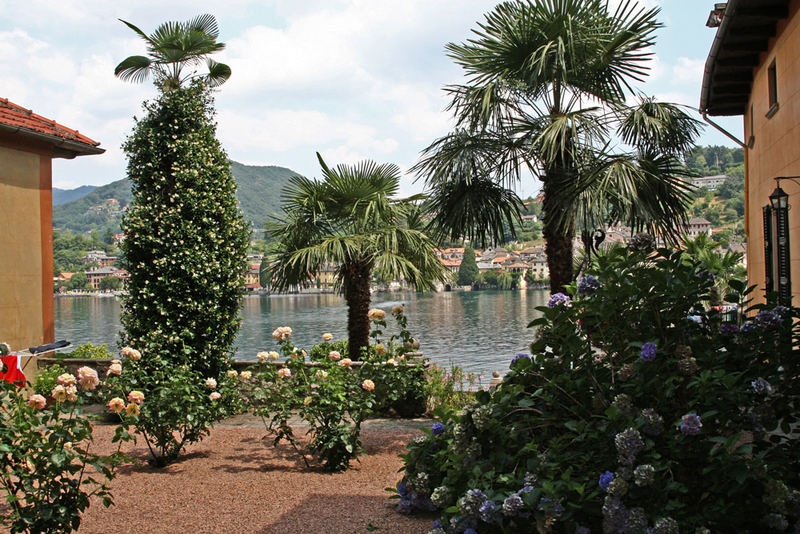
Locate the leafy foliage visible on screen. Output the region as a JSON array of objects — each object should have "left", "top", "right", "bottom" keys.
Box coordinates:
[
  {"left": 457, "top": 246, "right": 480, "bottom": 286},
  {"left": 396, "top": 246, "right": 800, "bottom": 533},
  {"left": 0, "top": 363, "right": 132, "bottom": 534}
]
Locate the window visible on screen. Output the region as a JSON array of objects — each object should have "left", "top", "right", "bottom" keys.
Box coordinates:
[{"left": 766, "top": 59, "right": 779, "bottom": 118}]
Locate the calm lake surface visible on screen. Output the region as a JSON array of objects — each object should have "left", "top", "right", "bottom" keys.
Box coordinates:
[{"left": 54, "top": 290, "right": 549, "bottom": 379}]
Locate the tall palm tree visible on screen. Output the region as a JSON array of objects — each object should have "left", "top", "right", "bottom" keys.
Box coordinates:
[
  {"left": 269, "top": 153, "right": 450, "bottom": 358},
  {"left": 414, "top": 0, "right": 701, "bottom": 292},
  {"left": 114, "top": 14, "right": 231, "bottom": 91}
]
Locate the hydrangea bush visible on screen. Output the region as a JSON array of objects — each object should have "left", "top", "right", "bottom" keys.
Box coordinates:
[
  {"left": 0, "top": 344, "right": 133, "bottom": 534},
  {"left": 396, "top": 246, "right": 800, "bottom": 533}
]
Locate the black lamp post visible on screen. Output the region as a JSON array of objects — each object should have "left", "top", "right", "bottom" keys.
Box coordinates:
[{"left": 770, "top": 185, "right": 789, "bottom": 210}]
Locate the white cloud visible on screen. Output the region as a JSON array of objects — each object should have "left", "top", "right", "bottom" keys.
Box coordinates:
[{"left": 672, "top": 57, "right": 706, "bottom": 85}]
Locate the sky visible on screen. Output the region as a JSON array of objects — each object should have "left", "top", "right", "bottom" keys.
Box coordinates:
[{"left": 0, "top": 1, "right": 744, "bottom": 197}]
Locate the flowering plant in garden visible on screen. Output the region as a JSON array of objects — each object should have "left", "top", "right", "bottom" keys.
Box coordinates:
[
  {"left": 104, "top": 346, "right": 240, "bottom": 467},
  {"left": 241, "top": 328, "right": 376, "bottom": 471},
  {"left": 396, "top": 246, "right": 800, "bottom": 533},
  {"left": 0, "top": 350, "right": 133, "bottom": 534}
]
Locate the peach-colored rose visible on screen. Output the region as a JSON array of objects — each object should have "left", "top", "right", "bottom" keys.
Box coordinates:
[
  {"left": 107, "top": 363, "right": 122, "bottom": 376},
  {"left": 322, "top": 333, "right": 333, "bottom": 342},
  {"left": 27, "top": 394, "right": 46, "bottom": 410},
  {"left": 375, "top": 344, "right": 387, "bottom": 356},
  {"left": 57, "top": 373, "right": 76, "bottom": 387},
  {"left": 397, "top": 354, "right": 406, "bottom": 361},
  {"left": 361, "top": 379, "right": 375, "bottom": 391},
  {"left": 328, "top": 351, "right": 341, "bottom": 361},
  {"left": 272, "top": 326, "right": 292, "bottom": 341},
  {"left": 392, "top": 304, "right": 404, "bottom": 316},
  {"left": 277, "top": 368, "right": 292, "bottom": 379},
  {"left": 107, "top": 397, "right": 125, "bottom": 414},
  {"left": 127, "top": 391, "right": 145, "bottom": 405},
  {"left": 205, "top": 378, "right": 217, "bottom": 389},
  {"left": 385, "top": 358, "right": 397, "bottom": 366},
  {"left": 303, "top": 396, "right": 313, "bottom": 406},
  {"left": 338, "top": 358, "right": 353, "bottom": 367},
  {"left": 76, "top": 367, "right": 99, "bottom": 391},
  {"left": 367, "top": 308, "right": 386, "bottom": 320},
  {"left": 125, "top": 403, "right": 140, "bottom": 416},
  {"left": 240, "top": 370, "right": 252, "bottom": 381},
  {"left": 269, "top": 351, "right": 280, "bottom": 360},
  {"left": 209, "top": 392, "right": 222, "bottom": 401},
  {"left": 315, "top": 370, "right": 328, "bottom": 380},
  {"left": 65, "top": 385, "right": 78, "bottom": 403},
  {"left": 121, "top": 347, "right": 141, "bottom": 361},
  {"left": 51, "top": 385, "right": 67, "bottom": 402},
  {"left": 227, "top": 370, "right": 238, "bottom": 379},
  {"left": 111, "top": 359, "right": 122, "bottom": 365},
  {"left": 257, "top": 351, "right": 270, "bottom": 363}
]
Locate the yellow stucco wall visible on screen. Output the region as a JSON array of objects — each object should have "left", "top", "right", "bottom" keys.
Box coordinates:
[
  {"left": 0, "top": 145, "right": 45, "bottom": 352},
  {"left": 745, "top": 0, "right": 800, "bottom": 304}
]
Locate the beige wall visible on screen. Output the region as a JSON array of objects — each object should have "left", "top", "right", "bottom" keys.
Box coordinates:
[
  {"left": 0, "top": 144, "right": 47, "bottom": 351},
  {"left": 745, "top": 0, "right": 800, "bottom": 304}
]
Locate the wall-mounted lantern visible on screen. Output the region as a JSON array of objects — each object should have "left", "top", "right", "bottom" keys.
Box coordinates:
[{"left": 764, "top": 177, "right": 794, "bottom": 305}]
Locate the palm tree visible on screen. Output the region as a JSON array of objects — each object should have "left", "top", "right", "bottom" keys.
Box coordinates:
[
  {"left": 414, "top": 0, "right": 701, "bottom": 292},
  {"left": 269, "top": 153, "right": 450, "bottom": 358},
  {"left": 114, "top": 14, "right": 231, "bottom": 91}
]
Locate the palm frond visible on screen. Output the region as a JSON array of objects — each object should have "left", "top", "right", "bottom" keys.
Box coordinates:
[
  {"left": 114, "top": 55, "right": 153, "bottom": 83},
  {"left": 618, "top": 97, "right": 703, "bottom": 155}
]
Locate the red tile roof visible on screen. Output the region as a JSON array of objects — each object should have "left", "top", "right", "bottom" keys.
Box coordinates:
[{"left": 0, "top": 97, "right": 103, "bottom": 154}]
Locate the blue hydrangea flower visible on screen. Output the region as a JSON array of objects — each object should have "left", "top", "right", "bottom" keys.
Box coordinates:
[
  {"left": 751, "top": 378, "right": 773, "bottom": 395},
  {"left": 478, "top": 499, "right": 496, "bottom": 523},
  {"left": 432, "top": 422, "right": 445, "bottom": 436},
  {"left": 741, "top": 321, "right": 757, "bottom": 333},
  {"left": 599, "top": 471, "right": 615, "bottom": 492},
  {"left": 503, "top": 493, "right": 524, "bottom": 516},
  {"left": 464, "top": 529, "right": 478, "bottom": 534},
  {"left": 511, "top": 353, "right": 531, "bottom": 365},
  {"left": 755, "top": 309, "right": 782, "bottom": 329},
  {"left": 397, "top": 481, "right": 408, "bottom": 497},
  {"left": 720, "top": 323, "right": 739, "bottom": 334},
  {"left": 547, "top": 292, "right": 572, "bottom": 308},
  {"left": 773, "top": 305, "right": 790, "bottom": 316},
  {"left": 432, "top": 520, "right": 443, "bottom": 528},
  {"left": 680, "top": 413, "right": 702, "bottom": 435},
  {"left": 577, "top": 275, "right": 602, "bottom": 295},
  {"left": 640, "top": 342, "right": 657, "bottom": 362}
]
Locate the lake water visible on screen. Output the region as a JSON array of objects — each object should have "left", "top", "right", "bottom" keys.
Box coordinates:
[{"left": 54, "top": 290, "right": 549, "bottom": 379}]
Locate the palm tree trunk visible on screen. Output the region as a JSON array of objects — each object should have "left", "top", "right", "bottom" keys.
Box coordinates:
[
  {"left": 343, "top": 261, "right": 372, "bottom": 360},
  {"left": 542, "top": 178, "right": 575, "bottom": 293}
]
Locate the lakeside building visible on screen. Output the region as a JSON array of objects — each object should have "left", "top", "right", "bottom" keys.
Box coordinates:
[
  {"left": 700, "top": 0, "right": 798, "bottom": 304},
  {"left": 0, "top": 97, "right": 103, "bottom": 351},
  {"left": 688, "top": 174, "right": 729, "bottom": 191}
]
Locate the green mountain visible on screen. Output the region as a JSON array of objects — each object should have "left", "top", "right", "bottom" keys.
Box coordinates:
[
  {"left": 52, "top": 185, "right": 98, "bottom": 206},
  {"left": 52, "top": 161, "right": 300, "bottom": 234}
]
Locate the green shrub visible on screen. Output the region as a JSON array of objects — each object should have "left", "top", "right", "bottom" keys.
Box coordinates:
[
  {"left": 33, "top": 363, "right": 67, "bottom": 397},
  {"left": 0, "top": 352, "right": 133, "bottom": 534},
  {"left": 61, "top": 342, "right": 112, "bottom": 360},
  {"left": 395, "top": 246, "right": 800, "bottom": 533},
  {"left": 309, "top": 339, "right": 349, "bottom": 361},
  {"left": 242, "top": 329, "right": 375, "bottom": 471},
  {"left": 424, "top": 362, "right": 481, "bottom": 418}
]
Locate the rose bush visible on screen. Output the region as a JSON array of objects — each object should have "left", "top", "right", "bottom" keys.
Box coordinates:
[
  {"left": 104, "top": 346, "right": 240, "bottom": 467},
  {"left": 0, "top": 345, "right": 133, "bottom": 534},
  {"left": 395, "top": 246, "right": 800, "bottom": 533},
  {"left": 241, "top": 328, "right": 375, "bottom": 471}
]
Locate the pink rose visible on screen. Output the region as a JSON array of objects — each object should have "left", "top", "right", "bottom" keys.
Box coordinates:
[
  {"left": 328, "top": 351, "right": 341, "bottom": 361},
  {"left": 127, "top": 391, "right": 145, "bottom": 405},
  {"left": 57, "top": 373, "right": 76, "bottom": 387},
  {"left": 27, "top": 394, "right": 46, "bottom": 410},
  {"left": 107, "top": 397, "right": 125, "bottom": 414},
  {"left": 209, "top": 392, "right": 222, "bottom": 401},
  {"left": 107, "top": 363, "right": 122, "bottom": 376},
  {"left": 361, "top": 379, "right": 375, "bottom": 391}
]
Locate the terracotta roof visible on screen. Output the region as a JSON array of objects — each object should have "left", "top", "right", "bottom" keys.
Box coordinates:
[{"left": 0, "top": 97, "right": 104, "bottom": 157}]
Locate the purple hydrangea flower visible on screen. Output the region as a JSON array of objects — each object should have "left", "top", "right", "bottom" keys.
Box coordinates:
[
  {"left": 720, "top": 323, "right": 739, "bottom": 334},
  {"left": 773, "top": 305, "right": 790, "bottom": 316},
  {"left": 479, "top": 499, "right": 496, "bottom": 523},
  {"left": 741, "top": 321, "right": 757, "bottom": 333},
  {"left": 432, "top": 422, "right": 446, "bottom": 436},
  {"left": 432, "top": 520, "right": 443, "bottom": 528},
  {"left": 602, "top": 496, "right": 630, "bottom": 534},
  {"left": 755, "top": 309, "right": 782, "bottom": 329},
  {"left": 751, "top": 378, "right": 773, "bottom": 395},
  {"left": 640, "top": 342, "right": 657, "bottom": 362},
  {"left": 464, "top": 529, "right": 478, "bottom": 534},
  {"left": 615, "top": 428, "right": 644, "bottom": 462},
  {"left": 397, "top": 481, "right": 408, "bottom": 497},
  {"left": 599, "top": 471, "right": 615, "bottom": 492},
  {"left": 577, "top": 275, "right": 602, "bottom": 295},
  {"left": 680, "top": 413, "right": 702, "bottom": 436},
  {"left": 538, "top": 497, "right": 564, "bottom": 515},
  {"left": 511, "top": 353, "right": 531, "bottom": 365},
  {"left": 547, "top": 292, "right": 572, "bottom": 308},
  {"left": 503, "top": 493, "right": 524, "bottom": 516},
  {"left": 575, "top": 526, "right": 591, "bottom": 534},
  {"left": 397, "top": 497, "right": 413, "bottom": 514}
]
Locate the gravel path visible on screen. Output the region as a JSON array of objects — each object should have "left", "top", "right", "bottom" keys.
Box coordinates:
[{"left": 77, "top": 421, "right": 435, "bottom": 534}]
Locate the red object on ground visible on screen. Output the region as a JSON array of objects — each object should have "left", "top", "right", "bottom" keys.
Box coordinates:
[{"left": 0, "top": 354, "right": 26, "bottom": 383}]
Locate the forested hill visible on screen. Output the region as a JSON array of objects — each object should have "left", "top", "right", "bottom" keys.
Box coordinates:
[{"left": 52, "top": 161, "right": 300, "bottom": 234}]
